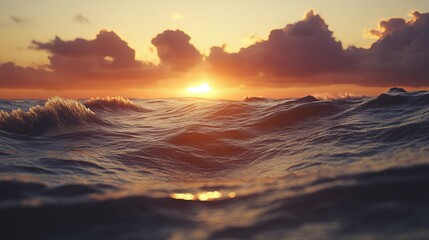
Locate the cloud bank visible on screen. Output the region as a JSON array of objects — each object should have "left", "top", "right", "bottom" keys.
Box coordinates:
[
  {"left": 0, "top": 30, "right": 201, "bottom": 89},
  {"left": 208, "top": 11, "right": 429, "bottom": 87},
  {"left": 1, "top": 10, "right": 428, "bottom": 91},
  {"left": 209, "top": 11, "right": 352, "bottom": 82}
]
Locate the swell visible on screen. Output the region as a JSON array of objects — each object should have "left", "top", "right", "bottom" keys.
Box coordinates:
[
  {"left": 253, "top": 101, "right": 343, "bottom": 130},
  {"left": 211, "top": 164, "right": 429, "bottom": 239},
  {"left": 203, "top": 102, "right": 255, "bottom": 120},
  {"left": 0, "top": 88, "right": 428, "bottom": 239}
]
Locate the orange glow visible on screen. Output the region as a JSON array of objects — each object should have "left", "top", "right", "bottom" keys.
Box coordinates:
[
  {"left": 228, "top": 192, "right": 237, "bottom": 198},
  {"left": 187, "top": 83, "right": 212, "bottom": 94}
]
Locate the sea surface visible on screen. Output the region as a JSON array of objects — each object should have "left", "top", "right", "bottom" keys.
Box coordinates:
[{"left": 1, "top": 88, "right": 429, "bottom": 240}]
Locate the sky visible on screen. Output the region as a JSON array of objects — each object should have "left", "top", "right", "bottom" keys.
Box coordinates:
[{"left": 1, "top": 0, "right": 429, "bottom": 99}]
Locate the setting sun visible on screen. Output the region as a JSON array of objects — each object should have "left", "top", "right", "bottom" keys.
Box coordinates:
[{"left": 187, "top": 83, "right": 212, "bottom": 94}]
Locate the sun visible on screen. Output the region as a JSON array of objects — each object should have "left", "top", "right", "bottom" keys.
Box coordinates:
[{"left": 187, "top": 83, "right": 212, "bottom": 94}]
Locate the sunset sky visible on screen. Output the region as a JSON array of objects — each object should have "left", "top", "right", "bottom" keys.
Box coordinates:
[{"left": 1, "top": 0, "right": 429, "bottom": 99}]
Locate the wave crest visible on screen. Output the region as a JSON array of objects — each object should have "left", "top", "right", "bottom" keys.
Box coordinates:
[
  {"left": 83, "top": 96, "right": 143, "bottom": 112},
  {"left": 0, "top": 97, "right": 100, "bottom": 135}
]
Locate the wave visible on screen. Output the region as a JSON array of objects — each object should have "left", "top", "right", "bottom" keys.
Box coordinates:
[
  {"left": 0, "top": 97, "right": 101, "bottom": 135},
  {"left": 211, "top": 164, "right": 429, "bottom": 239},
  {"left": 313, "top": 92, "right": 366, "bottom": 100},
  {"left": 83, "top": 96, "right": 144, "bottom": 112},
  {"left": 387, "top": 87, "right": 407, "bottom": 94},
  {"left": 244, "top": 96, "right": 266, "bottom": 102},
  {"left": 253, "top": 101, "right": 342, "bottom": 130},
  {"left": 296, "top": 95, "right": 319, "bottom": 103},
  {"left": 361, "top": 89, "right": 429, "bottom": 109}
]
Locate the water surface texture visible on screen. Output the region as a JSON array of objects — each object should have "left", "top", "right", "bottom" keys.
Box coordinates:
[{"left": 1, "top": 88, "right": 429, "bottom": 239}]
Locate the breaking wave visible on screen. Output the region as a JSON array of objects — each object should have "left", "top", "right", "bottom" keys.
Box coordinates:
[
  {"left": 0, "top": 96, "right": 144, "bottom": 135},
  {"left": 0, "top": 97, "right": 100, "bottom": 135},
  {"left": 83, "top": 96, "right": 144, "bottom": 112}
]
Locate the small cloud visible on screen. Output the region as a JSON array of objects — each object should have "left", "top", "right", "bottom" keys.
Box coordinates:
[
  {"left": 74, "top": 14, "right": 90, "bottom": 24},
  {"left": 10, "top": 15, "right": 31, "bottom": 27},
  {"left": 152, "top": 30, "right": 202, "bottom": 71},
  {"left": 171, "top": 13, "right": 184, "bottom": 20}
]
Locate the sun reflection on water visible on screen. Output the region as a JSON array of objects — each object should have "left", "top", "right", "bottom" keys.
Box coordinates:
[{"left": 170, "top": 191, "right": 236, "bottom": 201}]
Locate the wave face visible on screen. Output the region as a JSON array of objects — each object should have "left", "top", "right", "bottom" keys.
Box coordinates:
[{"left": 1, "top": 89, "right": 429, "bottom": 239}]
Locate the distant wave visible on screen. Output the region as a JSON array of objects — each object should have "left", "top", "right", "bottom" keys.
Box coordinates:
[
  {"left": 0, "top": 97, "right": 100, "bottom": 135},
  {"left": 244, "top": 96, "right": 266, "bottom": 102},
  {"left": 296, "top": 95, "right": 319, "bottom": 103},
  {"left": 83, "top": 96, "right": 144, "bottom": 112},
  {"left": 387, "top": 87, "right": 407, "bottom": 94},
  {"left": 313, "top": 92, "right": 366, "bottom": 101},
  {"left": 362, "top": 88, "right": 429, "bottom": 109}
]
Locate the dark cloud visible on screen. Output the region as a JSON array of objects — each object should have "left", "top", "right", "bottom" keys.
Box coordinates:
[
  {"left": 151, "top": 30, "right": 202, "bottom": 71},
  {"left": 74, "top": 14, "right": 90, "bottom": 24},
  {"left": 352, "top": 11, "right": 429, "bottom": 86},
  {"left": 208, "top": 11, "right": 429, "bottom": 87},
  {"left": 368, "top": 18, "right": 407, "bottom": 39},
  {"left": 32, "top": 30, "right": 140, "bottom": 70},
  {"left": 208, "top": 11, "right": 353, "bottom": 81},
  {"left": 10, "top": 16, "right": 31, "bottom": 27},
  {"left": 1, "top": 31, "right": 166, "bottom": 90}
]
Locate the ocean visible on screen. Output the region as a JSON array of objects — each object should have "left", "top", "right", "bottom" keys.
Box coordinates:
[{"left": 1, "top": 87, "right": 429, "bottom": 239}]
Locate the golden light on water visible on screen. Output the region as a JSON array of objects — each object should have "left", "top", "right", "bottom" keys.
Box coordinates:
[
  {"left": 170, "top": 193, "right": 196, "bottom": 201},
  {"left": 197, "top": 191, "right": 222, "bottom": 201},
  {"left": 170, "top": 191, "right": 236, "bottom": 201},
  {"left": 228, "top": 192, "right": 237, "bottom": 198},
  {"left": 187, "top": 83, "right": 212, "bottom": 94}
]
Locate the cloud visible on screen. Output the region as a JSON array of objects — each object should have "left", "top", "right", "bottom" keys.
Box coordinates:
[
  {"left": 208, "top": 11, "right": 353, "bottom": 82},
  {"left": 368, "top": 18, "right": 407, "bottom": 39},
  {"left": 352, "top": 11, "right": 429, "bottom": 86},
  {"left": 151, "top": 30, "right": 202, "bottom": 71},
  {"left": 208, "top": 11, "right": 429, "bottom": 87},
  {"left": 1, "top": 31, "right": 167, "bottom": 90},
  {"left": 10, "top": 16, "right": 31, "bottom": 27},
  {"left": 0, "top": 62, "right": 55, "bottom": 89},
  {"left": 74, "top": 14, "right": 90, "bottom": 24},
  {"left": 33, "top": 30, "right": 141, "bottom": 70}
]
